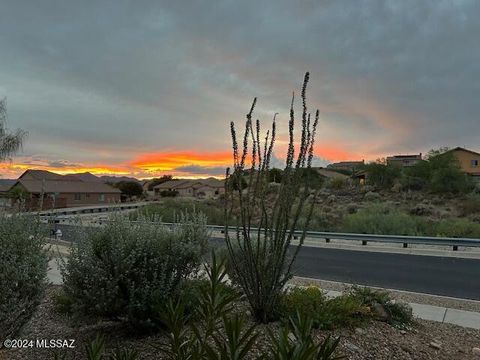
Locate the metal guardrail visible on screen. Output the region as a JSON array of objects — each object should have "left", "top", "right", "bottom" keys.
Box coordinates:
[{"left": 46, "top": 218, "right": 480, "bottom": 251}]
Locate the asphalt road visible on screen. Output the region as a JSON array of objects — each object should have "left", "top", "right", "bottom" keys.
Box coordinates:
[
  {"left": 57, "top": 225, "right": 480, "bottom": 300},
  {"left": 294, "top": 246, "right": 480, "bottom": 300}
]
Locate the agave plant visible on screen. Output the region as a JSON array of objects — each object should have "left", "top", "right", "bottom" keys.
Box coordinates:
[{"left": 224, "top": 73, "right": 320, "bottom": 323}]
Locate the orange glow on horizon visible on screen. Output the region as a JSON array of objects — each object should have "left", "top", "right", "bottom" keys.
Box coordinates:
[{"left": 131, "top": 150, "right": 233, "bottom": 171}]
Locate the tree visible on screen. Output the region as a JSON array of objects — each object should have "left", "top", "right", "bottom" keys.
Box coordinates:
[
  {"left": 115, "top": 181, "right": 143, "bottom": 198},
  {"left": 268, "top": 168, "right": 284, "bottom": 183},
  {"left": 403, "top": 148, "right": 472, "bottom": 193},
  {"left": 364, "top": 162, "right": 401, "bottom": 189},
  {"left": 0, "top": 98, "right": 27, "bottom": 161},
  {"left": 147, "top": 175, "right": 173, "bottom": 191}
]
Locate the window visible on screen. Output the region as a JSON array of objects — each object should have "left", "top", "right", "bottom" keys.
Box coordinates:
[
  {"left": 99, "top": 194, "right": 105, "bottom": 202},
  {"left": 74, "top": 193, "right": 82, "bottom": 201},
  {"left": 472, "top": 159, "right": 479, "bottom": 167}
]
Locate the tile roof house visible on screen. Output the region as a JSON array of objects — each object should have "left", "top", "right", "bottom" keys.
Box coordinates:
[
  {"left": 327, "top": 161, "right": 365, "bottom": 172},
  {"left": 11, "top": 170, "right": 121, "bottom": 210},
  {"left": 154, "top": 178, "right": 224, "bottom": 199}
]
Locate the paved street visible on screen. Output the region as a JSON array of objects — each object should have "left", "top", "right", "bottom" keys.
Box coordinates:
[{"left": 294, "top": 246, "right": 480, "bottom": 300}]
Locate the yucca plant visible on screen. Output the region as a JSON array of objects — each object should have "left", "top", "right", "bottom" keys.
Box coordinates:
[
  {"left": 225, "top": 72, "right": 319, "bottom": 322},
  {"left": 267, "top": 312, "right": 345, "bottom": 360},
  {"left": 159, "top": 252, "right": 257, "bottom": 360}
]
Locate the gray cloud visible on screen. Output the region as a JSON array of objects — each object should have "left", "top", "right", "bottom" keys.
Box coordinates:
[
  {"left": 173, "top": 165, "right": 227, "bottom": 176},
  {"left": 1, "top": 0, "right": 479, "bottom": 173}
]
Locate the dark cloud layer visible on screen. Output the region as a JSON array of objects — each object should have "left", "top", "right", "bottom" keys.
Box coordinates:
[{"left": 1, "top": 0, "right": 479, "bottom": 176}]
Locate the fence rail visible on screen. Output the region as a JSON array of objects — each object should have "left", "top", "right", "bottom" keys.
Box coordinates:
[{"left": 45, "top": 218, "right": 480, "bottom": 251}]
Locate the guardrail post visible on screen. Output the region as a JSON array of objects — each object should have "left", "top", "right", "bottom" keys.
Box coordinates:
[{"left": 362, "top": 240, "right": 367, "bottom": 246}]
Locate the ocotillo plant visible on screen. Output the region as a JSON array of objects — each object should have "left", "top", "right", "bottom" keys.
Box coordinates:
[{"left": 224, "top": 72, "right": 319, "bottom": 323}]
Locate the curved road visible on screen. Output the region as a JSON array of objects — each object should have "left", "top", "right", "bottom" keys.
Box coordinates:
[
  {"left": 57, "top": 225, "right": 480, "bottom": 300},
  {"left": 294, "top": 246, "right": 480, "bottom": 300}
]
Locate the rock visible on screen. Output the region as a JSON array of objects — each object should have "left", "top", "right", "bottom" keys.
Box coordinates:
[
  {"left": 400, "top": 330, "right": 407, "bottom": 335},
  {"left": 373, "top": 303, "right": 389, "bottom": 322},
  {"left": 326, "top": 194, "right": 336, "bottom": 204},
  {"left": 409, "top": 204, "right": 432, "bottom": 216},
  {"left": 354, "top": 327, "right": 365, "bottom": 335},
  {"left": 429, "top": 341, "right": 441, "bottom": 350},
  {"left": 344, "top": 340, "right": 362, "bottom": 353},
  {"left": 347, "top": 204, "right": 358, "bottom": 214},
  {"left": 473, "top": 347, "right": 480, "bottom": 357},
  {"left": 364, "top": 191, "right": 381, "bottom": 201}
]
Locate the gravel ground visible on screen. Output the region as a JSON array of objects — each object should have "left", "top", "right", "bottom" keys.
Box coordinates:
[
  {"left": 2, "top": 286, "right": 480, "bottom": 360},
  {"left": 293, "top": 277, "right": 480, "bottom": 313}
]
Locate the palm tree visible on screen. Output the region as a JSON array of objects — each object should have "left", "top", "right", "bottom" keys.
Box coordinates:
[{"left": 0, "top": 98, "right": 26, "bottom": 161}]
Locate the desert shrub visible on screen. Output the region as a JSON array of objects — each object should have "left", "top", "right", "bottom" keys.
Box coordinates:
[
  {"left": 312, "top": 295, "right": 369, "bottom": 330},
  {"left": 60, "top": 213, "right": 208, "bottom": 329},
  {"left": 342, "top": 204, "right": 426, "bottom": 235},
  {"left": 0, "top": 214, "right": 49, "bottom": 338},
  {"left": 459, "top": 193, "right": 480, "bottom": 216},
  {"left": 133, "top": 199, "right": 225, "bottom": 226},
  {"left": 327, "top": 177, "right": 346, "bottom": 190},
  {"left": 280, "top": 286, "right": 369, "bottom": 330},
  {"left": 432, "top": 218, "right": 480, "bottom": 238},
  {"left": 348, "top": 287, "right": 413, "bottom": 328},
  {"left": 364, "top": 162, "right": 401, "bottom": 189},
  {"left": 280, "top": 286, "right": 326, "bottom": 318}
]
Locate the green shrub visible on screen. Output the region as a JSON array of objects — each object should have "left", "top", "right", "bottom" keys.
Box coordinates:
[
  {"left": 280, "top": 286, "right": 369, "bottom": 330},
  {"left": 432, "top": 218, "right": 480, "bottom": 238},
  {"left": 280, "top": 286, "right": 326, "bottom": 318},
  {"left": 314, "top": 295, "right": 369, "bottom": 330},
  {"left": 459, "top": 193, "right": 480, "bottom": 216},
  {"left": 60, "top": 213, "right": 208, "bottom": 329},
  {"left": 342, "top": 204, "right": 426, "bottom": 235},
  {"left": 0, "top": 214, "right": 48, "bottom": 338},
  {"left": 348, "top": 287, "right": 413, "bottom": 328},
  {"left": 133, "top": 199, "right": 225, "bottom": 226},
  {"left": 327, "top": 177, "right": 346, "bottom": 190}
]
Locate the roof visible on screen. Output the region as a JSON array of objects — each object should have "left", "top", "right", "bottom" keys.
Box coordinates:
[
  {"left": 154, "top": 178, "right": 225, "bottom": 190},
  {"left": 14, "top": 170, "right": 120, "bottom": 194},
  {"left": 315, "top": 168, "right": 349, "bottom": 179},
  {"left": 446, "top": 147, "right": 480, "bottom": 157},
  {"left": 386, "top": 154, "right": 422, "bottom": 160},
  {"left": 327, "top": 161, "right": 364, "bottom": 167},
  {"left": 0, "top": 179, "right": 15, "bottom": 192},
  {"left": 64, "top": 172, "right": 102, "bottom": 182}
]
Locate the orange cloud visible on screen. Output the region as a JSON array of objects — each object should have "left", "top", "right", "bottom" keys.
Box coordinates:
[{"left": 131, "top": 150, "right": 233, "bottom": 172}]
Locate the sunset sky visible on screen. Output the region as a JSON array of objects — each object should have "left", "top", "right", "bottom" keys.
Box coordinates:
[{"left": 1, "top": 1, "right": 479, "bottom": 179}]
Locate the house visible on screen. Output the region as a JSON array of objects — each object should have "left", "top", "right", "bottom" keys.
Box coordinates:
[
  {"left": 386, "top": 153, "right": 422, "bottom": 167},
  {"left": 0, "top": 179, "right": 15, "bottom": 208},
  {"left": 154, "top": 178, "right": 225, "bottom": 199},
  {"left": 327, "top": 160, "right": 365, "bottom": 173},
  {"left": 313, "top": 168, "right": 349, "bottom": 180},
  {"left": 10, "top": 170, "right": 121, "bottom": 210},
  {"left": 444, "top": 147, "right": 480, "bottom": 178}
]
